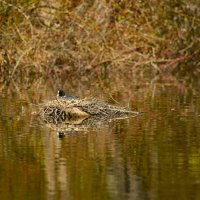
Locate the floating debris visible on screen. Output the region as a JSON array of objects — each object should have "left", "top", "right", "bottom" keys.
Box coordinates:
[
  {"left": 39, "top": 91, "right": 139, "bottom": 135},
  {"left": 40, "top": 98, "right": 137, "bottom": 120}
]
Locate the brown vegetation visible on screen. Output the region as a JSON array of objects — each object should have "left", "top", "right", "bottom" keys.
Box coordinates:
[
  {"left": 0, "top": 0, "right": 199, "bottom": 87},
  {"left": 40, "top": 97, "right": 138, "bottom": 126}
]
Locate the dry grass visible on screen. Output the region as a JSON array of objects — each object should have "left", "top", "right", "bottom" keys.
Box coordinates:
[{"left": 0, "top": 0, "right": 199, "bottom": 86}]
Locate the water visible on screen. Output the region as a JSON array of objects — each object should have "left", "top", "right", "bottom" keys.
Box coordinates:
[{"left": 1, "top": 85, "right": 200, "bottom": 200}]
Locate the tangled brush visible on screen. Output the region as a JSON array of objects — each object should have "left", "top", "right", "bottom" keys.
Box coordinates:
[{"left": 39, "top": 97, "right": 138, "bottom": 124}]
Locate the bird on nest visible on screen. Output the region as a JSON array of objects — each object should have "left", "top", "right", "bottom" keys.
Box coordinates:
[{"left": 57, "top": 90, "right": 78, "bottom": 100}]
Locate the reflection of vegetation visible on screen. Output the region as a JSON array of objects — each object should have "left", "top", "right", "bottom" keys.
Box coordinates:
[
  {"left": 0, "top": 0, "right": 199, "bottom": 87},
  {"left": 36, "top": 86, "right": 200, "bottom": 200},
  {"left": 1, "top": 86, "right": 200, "bottom": 199},
  {"left": 0, "top": 96, "right": 46, "bottom": 200}
]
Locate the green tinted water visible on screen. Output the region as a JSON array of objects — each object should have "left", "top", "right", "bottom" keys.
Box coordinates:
[{"left": 1, "top": 86, "right": 200, "bottom": 200}]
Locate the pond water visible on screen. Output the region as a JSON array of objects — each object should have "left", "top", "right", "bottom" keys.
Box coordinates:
[{"left": 1, "top": 84, "right": 200, "bottom": 200}]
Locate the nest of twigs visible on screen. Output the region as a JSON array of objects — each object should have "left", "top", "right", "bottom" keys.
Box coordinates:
[{"left": 39, "top": 97, "right": 138, "bottom": 125}]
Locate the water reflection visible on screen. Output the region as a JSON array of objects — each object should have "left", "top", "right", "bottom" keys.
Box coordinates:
[{"left": 1, "top": 85, "right": 200, "bottom": 200}]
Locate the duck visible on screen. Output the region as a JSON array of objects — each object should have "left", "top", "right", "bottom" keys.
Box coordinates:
[{"left": 57, "top": 90, "right": 78, "bottom": 100}]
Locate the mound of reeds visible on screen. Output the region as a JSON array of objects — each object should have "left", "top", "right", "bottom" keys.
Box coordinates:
[{"left": 40, "top": 97, "right": 138, "bottom": 125}]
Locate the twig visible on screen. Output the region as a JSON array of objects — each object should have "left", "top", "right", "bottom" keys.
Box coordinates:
[{"left": 10, "top": 46, "right": 33, "bottom": 78}]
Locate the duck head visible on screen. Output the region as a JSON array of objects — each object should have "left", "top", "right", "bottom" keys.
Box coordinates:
[{"left": 57, "top": 90, "right": 65, "bottom": 97}]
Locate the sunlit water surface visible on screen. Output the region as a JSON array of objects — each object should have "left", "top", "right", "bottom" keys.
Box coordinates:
[{"left": 1, "top": 86, "right": 200, "bottom": 200}]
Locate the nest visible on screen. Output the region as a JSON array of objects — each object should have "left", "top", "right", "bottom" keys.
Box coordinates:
[{"left": 39, "top": 97, "right": 138, "bottom": 125}]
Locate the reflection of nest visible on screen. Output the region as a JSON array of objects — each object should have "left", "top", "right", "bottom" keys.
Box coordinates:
[
  {"left": 39, "top": 98, "right": 138, "bottom": 134},
  {"left": 41, "top": 106, "right": 67, "bottom": 124}
]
